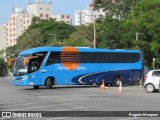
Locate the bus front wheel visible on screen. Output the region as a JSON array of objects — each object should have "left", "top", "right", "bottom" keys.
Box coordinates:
[
  {"left": 33, "top": 86, "right": 39, "bottom": 89},
  {"left": 46, "top": 77, "right": 54, "bottom": 89}
]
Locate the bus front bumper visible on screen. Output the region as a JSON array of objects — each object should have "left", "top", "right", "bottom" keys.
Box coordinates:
[{"left": 12, "top": 76, "right": 30, "bottom": 86}]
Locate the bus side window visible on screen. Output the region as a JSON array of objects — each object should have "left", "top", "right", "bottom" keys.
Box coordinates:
[{"left": 46, "top": 52, "right": 61, "bottom": 66}]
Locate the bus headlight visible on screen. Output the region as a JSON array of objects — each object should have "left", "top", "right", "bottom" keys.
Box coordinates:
[{"left": 21, "top": 76, "right": 28, "bottom": 80}]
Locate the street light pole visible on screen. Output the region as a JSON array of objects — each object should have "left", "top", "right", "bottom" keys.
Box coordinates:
[
  {"left": 136, "top": 32, "right": 139, "bottom": 41},
  {"left": 48, "top": 34, "right": 58, "bottom": 43},
  {"left": 153, "top": 57, "right": 156, "bottom": 70},
  {"left": 93, "top": 16, "right": 96, "bottom": 48}
]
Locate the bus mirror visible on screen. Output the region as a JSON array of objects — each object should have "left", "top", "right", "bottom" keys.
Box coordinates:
[
  {"left": 23, "top": 56, "right": 39, "bottom": 66},
  {"left": 8, "top": 58, "right": 17, "bottom": 67}
]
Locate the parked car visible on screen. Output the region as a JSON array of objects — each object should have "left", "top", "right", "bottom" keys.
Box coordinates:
[{"left": 144, "top": 70, "right": 160, "bottom": 93}]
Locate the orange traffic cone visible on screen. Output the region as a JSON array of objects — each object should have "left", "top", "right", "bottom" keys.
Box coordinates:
[
  {"left": 100, "top": 80, "right": 107, "bottom": 90},
  {"left": 119, "top": 79, "right": 123, "bottom": 93}
]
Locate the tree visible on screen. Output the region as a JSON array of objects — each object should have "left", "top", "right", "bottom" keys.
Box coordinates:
[
  {"left": 92, "top": 0, "right": 139, "bottom": 19},
  {"left": 0, "top": 58, "right": 7, "bottom": 77},
  {"left": 65, "top": 24, "right": 96, "bottom": 47},
  {"left": 6, "top": 17, "right": 76, "bottom": 58},
  {"left": 97, "top": 17, "right": 124, "bottom": 49},
  {"left": 123, "top": 0, "right": 160, "bottom": 66}
]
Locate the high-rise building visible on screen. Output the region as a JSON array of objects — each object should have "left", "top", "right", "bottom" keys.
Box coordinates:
[
  {"left": 52, "top": 14, "right": 72, "bottom": 24},
  {"left": 0, "top": 0, "right": 71, "bottom": 50},
  {"left": 75, "top": 5, "right": 105, "bottom": 26},
  {"left": 4, "top": 8, "right": 34, "bottom": 48},
  {"left": 0, "top": 24, "right": 5, "bottom": 50}
]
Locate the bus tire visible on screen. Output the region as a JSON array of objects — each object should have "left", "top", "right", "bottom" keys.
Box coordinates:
[
  {"left": 46, "top": 77, "right": 54, "bottom": 89},
  {"left": 113, "top": 76, "right": 121, "bottom": 87},
  {"left": 33, "top": 86, "right": 39, "bottom": 89}
]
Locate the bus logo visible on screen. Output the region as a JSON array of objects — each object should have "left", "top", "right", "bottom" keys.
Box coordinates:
[
  {"left": 61, "top": 47, "right": 80, "bottom": 71},
  {"left": 2, "top": 112, "right": 11, "bottom": 118}
]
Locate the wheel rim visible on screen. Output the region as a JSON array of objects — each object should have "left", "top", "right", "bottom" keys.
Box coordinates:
[
  {"left": 49, "top": 80, "right": 52, "bottom": 87},
  {"left": 113, "top": 78, "right": 120, "bottom": 86},
  {"left": 146, "top": 84, "right": 154, "bottom": 92}
]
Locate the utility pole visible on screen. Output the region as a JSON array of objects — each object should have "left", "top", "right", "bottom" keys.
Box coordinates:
[
  {"left": 153, "top": 57, "right": 156, "bottom": 70},
  {"left": 93, "top": 16, "right": 96, "bottom": 48},
  {"left": 91, "top": 8, "right": 96, "bottom": 48},
  {"left": 136, "top": 32, "right": 139, "bottom": 41},
  {"left": 136, "top": 32, "right": 139, "bottom": 49},
  {"left": 48, "top": 34, "right": 58, "bottom": 43}
]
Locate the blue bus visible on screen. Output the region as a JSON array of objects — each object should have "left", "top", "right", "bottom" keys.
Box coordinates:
[{"left": 12, "top": 46, "right": 143, "bottom": 89}]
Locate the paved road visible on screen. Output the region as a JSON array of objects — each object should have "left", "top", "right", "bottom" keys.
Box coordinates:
[{"left": 0, "top": 78, "right": 160, "bottom": 120}]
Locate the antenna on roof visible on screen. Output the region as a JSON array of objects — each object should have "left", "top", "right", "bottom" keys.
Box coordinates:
[
  {"left": 27, "top": 0, "right": 30, "bottom": 4},
  {"left": 36, "top": 0, "right": 40, "bottom": 4},
  {"left": 11, "top": 6, "right": 15, "bottom": 14},
  {"left": 48, "top": 0, "right": 52, "bottom": 4}
]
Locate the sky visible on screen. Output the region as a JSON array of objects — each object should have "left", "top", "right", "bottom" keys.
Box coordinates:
[{"left": 0, "top": 0, "right": 93, "bottom": 25}]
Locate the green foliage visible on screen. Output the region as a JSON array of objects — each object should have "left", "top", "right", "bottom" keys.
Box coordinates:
[
  {"left": 0, "top": 58, "right": 8, "bottom": 77},
  {"left": 97, "top": 17, "right": 124, "bottom": 49},
  {"left": 123, "top": 0, "right": 160, "bottom": 66},
  {"left": 6, "top": 17, "right": 75, "bottom": 57},
  {"left": 66, "top": 25, "right": 95, "bottom": 47},
  {"left": 93, "top": 0, "right": 139, "bottom": 19}
]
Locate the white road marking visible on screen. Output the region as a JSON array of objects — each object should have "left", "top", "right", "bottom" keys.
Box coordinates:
[
  {"left": 119, "top": 117, "right": 140, "bottom": 120},
  {"left": 0, "top": 101, "right": 58, "bottom": 109},
  {"left": 9, "top": 103, "right": 77, "bottom": 111}
]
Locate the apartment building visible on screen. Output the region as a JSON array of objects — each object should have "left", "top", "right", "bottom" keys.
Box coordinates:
[
  {"left": 0, "top": 0, "right": 71, "bottom": 50},
  {"left": 52, "top": 14, "right": 72, "bottom": 24},
  {"left": 4, "top": 8, "right": 34, "bottom": 48},
  {"left": 75, "top": 5, "right": 105, "bottom": 26},
  {"left": 0, "top": 25, "right": 5, "bottom": 50}
]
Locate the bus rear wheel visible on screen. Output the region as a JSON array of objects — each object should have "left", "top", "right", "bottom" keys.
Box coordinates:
[
  {"left": 113, "top": 76, "right": 121, "bottom": 87},
  {"left": 46, "top": 77, "right": 54, "bottom": 89}
]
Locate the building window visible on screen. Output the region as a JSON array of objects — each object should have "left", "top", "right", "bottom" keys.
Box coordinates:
[
  {"left": 67, "top": 21, "right": 70, "bottom": 24},
  {"left": 10, "top": 34, "right": 12, "bottom": 37},
  {"left": 45, "top": 14, "right": 49, "bottom": 18},
  {"left": 61, "top": 15, "right": 64, "bottom": 19},
  {"left": 23, "top": 21, "right": 26, "bottom": 24},
  {"left": 27, "top": 14, "right": 29, "bottom": 18},
  {"left": 24, "top": 26, "right": 26, "bottom": 30},
  {"left": 10, "top": 23, "right": 12, "bottom": 26},
  {"left": 67, "top": 15, "right": 70, "bottom": 19},
  {"left": 10, "top": 28, "right": 12, "bottom": 32},
  {"left": 13, "top": 28, "right": 15, "bottom": 31},
  {"left": 10, "top": 39, "right": 12, "bottom": 43},
  {"left": 27, "top": 20, "right": 30, "bottom": 24},
  {"left": 13, "top": 22, "right": 15, "bottom": 26},
  {"left": 14, "top": 39, "right": 16, "bottom": 42},
  {"left": 23, "top": 15, "right": 25, "bottom": 18},
  {"left": 13, "top": 33, "right": 15, "bottom": 37},
  {"left": 40, "top": 13, "right": 43, "bottom": 17}
]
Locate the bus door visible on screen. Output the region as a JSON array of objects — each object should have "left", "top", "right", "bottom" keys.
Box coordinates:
[
  {"left": 27, "top": 52, "right": 47, "bottom": 86},
  {"left": 28, "top": 59, "right": 39, "bottom": 86}
]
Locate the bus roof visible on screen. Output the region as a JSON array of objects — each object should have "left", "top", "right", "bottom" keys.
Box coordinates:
[{"left": 19, "top": 46, "right": 141, "bottom": 55}]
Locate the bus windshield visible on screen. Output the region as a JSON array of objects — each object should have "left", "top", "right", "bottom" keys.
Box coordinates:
[
  {"left": 13, "top": 52, "right": 47, "bottom": 76},
  {"left": 13, "top": 54, "right": 30, "bottom": 76}
]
